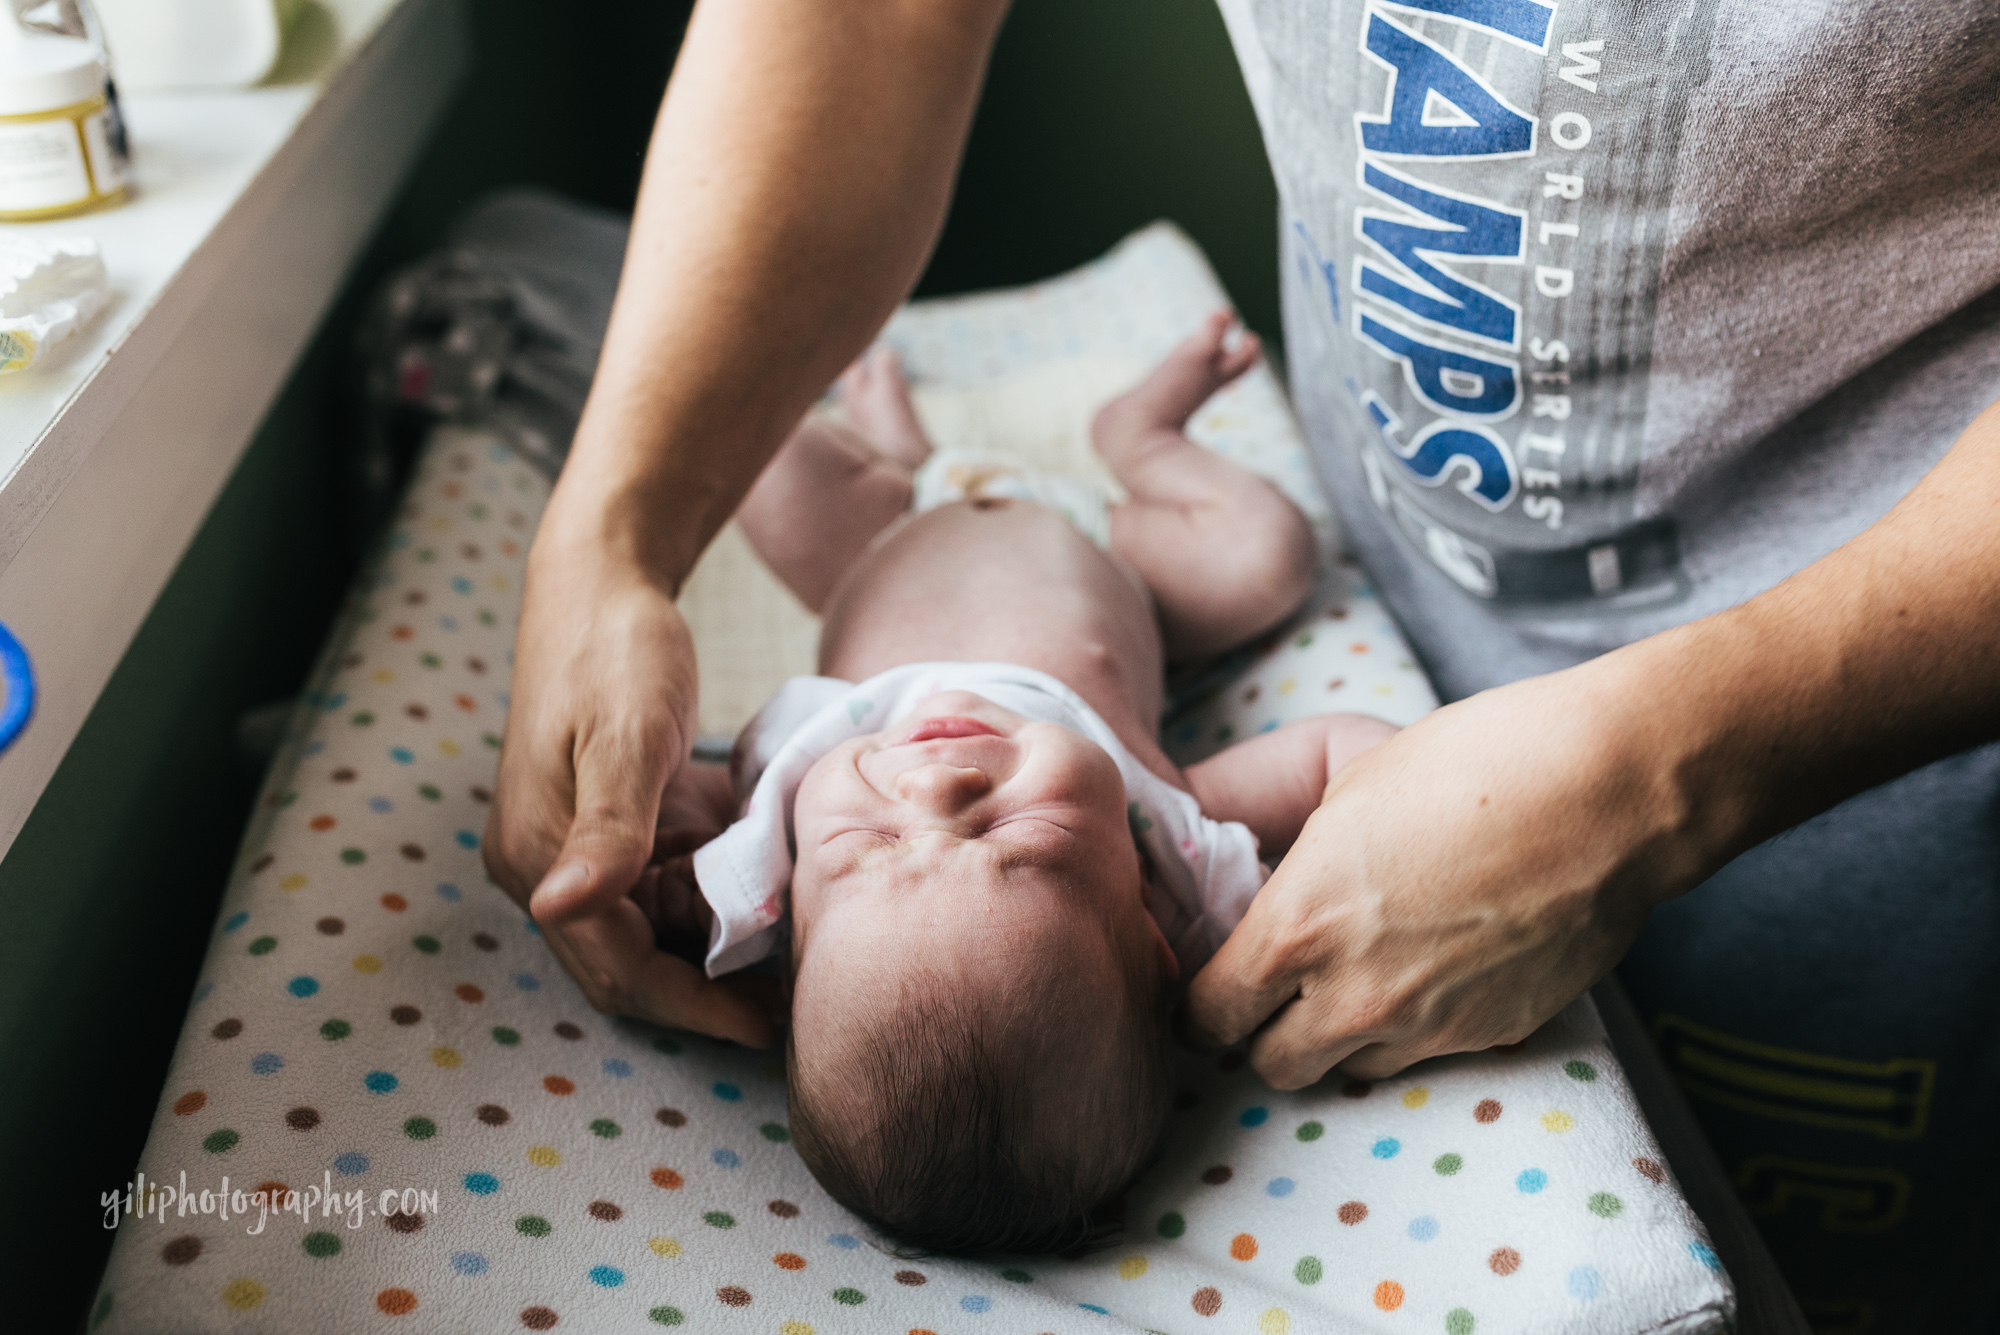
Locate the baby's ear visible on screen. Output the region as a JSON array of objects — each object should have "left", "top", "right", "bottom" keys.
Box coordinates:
[
  {"left": 1150, "top": 916, "right": 1182, "bottom": 987},
  {"left": 1136, "top": 861, "right": 1183, "bottom": 987}
]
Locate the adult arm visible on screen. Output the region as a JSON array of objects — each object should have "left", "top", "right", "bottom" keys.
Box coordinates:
[
  {"left": 483, "top": 0, "right": 1012, "bottom": 1041},
  {"left": 1186, "top": 394, "right": 2000, "bottom": 1087}
]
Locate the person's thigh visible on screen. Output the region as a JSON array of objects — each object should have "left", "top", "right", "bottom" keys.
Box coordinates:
[{"left": 1620, "top": 742, "right": 2000, "bottom": 1334}]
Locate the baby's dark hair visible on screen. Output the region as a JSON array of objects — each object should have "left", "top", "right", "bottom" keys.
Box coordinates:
[{"left": 787, "top": 950, "right": 1173, "bottom": 1255}]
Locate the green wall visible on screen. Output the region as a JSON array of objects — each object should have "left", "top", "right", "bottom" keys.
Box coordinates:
[{"left": 0, "top": 0, "right": 1275, "bottom": 1304}]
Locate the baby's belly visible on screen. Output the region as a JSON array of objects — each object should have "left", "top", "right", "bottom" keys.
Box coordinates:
[{"left": 817, "top": 500, "right": 1165, "bottom": 723}]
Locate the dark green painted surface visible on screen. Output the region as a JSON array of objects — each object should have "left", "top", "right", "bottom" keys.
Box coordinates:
[
  {"left": 922, "top": 0, "right": 1280, "bottom": 345},
  {"left": 0, "top": 0, "right": 1274, "bottom": 1305}
]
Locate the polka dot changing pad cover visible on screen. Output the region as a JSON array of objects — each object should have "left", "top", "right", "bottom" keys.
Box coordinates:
[{"left": 91, "top": 228, "right": 1735, "bottom": 1335}]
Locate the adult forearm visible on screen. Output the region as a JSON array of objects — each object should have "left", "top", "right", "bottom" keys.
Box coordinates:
[
  {"left": 546, "top": 0, "right": 1011, "bottom": 587},
  {"left": 1602, "top": 395, "right": 2000, "bottom": 885}
]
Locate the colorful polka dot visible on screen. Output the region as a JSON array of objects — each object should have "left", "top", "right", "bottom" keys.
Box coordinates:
[
  {"left": 1373, "top": 1281, "right": 1404, "bottom": 1311},
  {"left": 1294, "top": 1256, "right": 1322, "bottom": 1285},
  {"left": 1567, "top": 1266, "right": 1602, "bottom": 1300},
  {"left": 1295, "top": 1121, "right": 1323, "bottom": 1142},
  {"left": 1401, "top": 1086, "right": 1428, "bottom": 1108},
  {"left": 1433, "top": 1152, "right": 1463, "bottom": 1175},
  {"left": 1266, "top": 1177, "right": 1295, "bottom": 1197},
  {"left": 287, "top": 976, "right": 320, "bottom": 997},
  {"left": 1588, "top": 1191, "right": 1623, "bottom": 1218},
  {"left": 1542, "top": 1110, "right": 1575, "bottom": 1133},
  {"left": 648, "top": 1237, "right": 681, "bottom": 1257},
  {"left": 463, "top": 1172, "right": 499, "bottom": 1195},
  {"left": 1446, "top": 1307, "right": 1475, "bottom": 1334},
  {"left": 959, "top": 1295, "right": 992, "bottom": 1313},
  {"left": 451, "top": 1252, "right": 488, "bottom": 1276},
  {"left": 1517, "top": 1168, "right": 1548, "bottom": 1193},
  {"left": 1117, "top": 1255, "right": 1149, "bottom": 1279},
  {"left": 1239, "top": 1106, "right": 1268, "bottom": 1127},
  {"left": 1407, "top": 1215, "right": 1439, "bottom": 1241},
  {"left": 1229, "top": 1233, "right": 1258, "bottom": 1261},
  {"left": 1371, "top": 1137, "right": 1400, "bottom": 1159},
  {"left": 588, "top": 1265, "right": 624, "bottom": 1287},
  {"left": 1157, "top": 1211, "right": 1186, "bottom": 1238},
  {"left": 222, "top": 1278, "right": 265, "bottom": 1310}
]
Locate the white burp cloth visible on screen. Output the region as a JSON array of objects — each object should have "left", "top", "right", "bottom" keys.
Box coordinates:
[{"left": 691, "top": 661, "right": 1266, "bottom": 977}]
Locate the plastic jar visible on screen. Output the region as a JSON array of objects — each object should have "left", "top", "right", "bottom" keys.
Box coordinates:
[{"left": 0, "top": 24, "right": 126, "bottom": 221}]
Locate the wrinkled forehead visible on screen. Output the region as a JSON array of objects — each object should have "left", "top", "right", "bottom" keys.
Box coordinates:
[{"left": 791, "top": 892, "right": 1131, "bottom": 1035}]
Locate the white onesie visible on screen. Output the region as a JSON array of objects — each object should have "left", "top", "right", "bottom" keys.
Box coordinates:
[{"left": 691, "top": 662, "right": 1266, "bottom": 978}]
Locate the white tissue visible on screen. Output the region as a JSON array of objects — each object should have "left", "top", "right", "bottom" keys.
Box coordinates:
[{"left": 0, "top": 236, "right": 107, "bottom": 374}]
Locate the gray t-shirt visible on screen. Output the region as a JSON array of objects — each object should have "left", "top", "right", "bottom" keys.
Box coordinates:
[
  {"left": 1212, "top": 0, "right": 2000, "bottom": 1325},
  {"left": 1219, "top": 0, "right": 2000, "bottom": 693}
]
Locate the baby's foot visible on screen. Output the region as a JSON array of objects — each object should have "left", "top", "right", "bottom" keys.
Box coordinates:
[
  {"left": 837, "top": 345, "right": 933, "bottom": 471},
  {"left": 1094, "top": 310, "right": 1261, "bottom": 458}
]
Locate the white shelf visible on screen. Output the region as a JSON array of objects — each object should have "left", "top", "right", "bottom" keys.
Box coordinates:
[{"left": 0, "top": 0, "right": 465, "bottom": 856}]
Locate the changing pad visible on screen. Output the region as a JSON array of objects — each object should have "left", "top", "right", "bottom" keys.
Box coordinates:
[{"left": 91, "top": 229, "right": 1734, "bottom": 1335}]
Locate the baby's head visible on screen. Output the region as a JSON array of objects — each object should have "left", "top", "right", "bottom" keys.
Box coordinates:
[{"left": 784, "top": 691, "right": 1179, "bottom": 1253}]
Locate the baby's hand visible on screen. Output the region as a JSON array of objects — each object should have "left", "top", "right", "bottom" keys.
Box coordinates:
[{"left": 629, "top": 761, "right": 736, "bottom": 962}]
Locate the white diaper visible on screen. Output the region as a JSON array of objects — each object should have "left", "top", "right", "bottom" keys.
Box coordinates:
[
  {"left": 691, "top": 662, "right": 1266, "bottom": 977},
  {"left": 910, "top": 450, "right": 1116, "bottom": 548}
]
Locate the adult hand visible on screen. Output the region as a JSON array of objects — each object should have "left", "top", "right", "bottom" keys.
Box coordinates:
[
  {"left": 1185, "top": 659, "right": 1706, "bottom": 1087},
  {"left": 483, "top": 535, "right": 778, "bottom": 1047}
]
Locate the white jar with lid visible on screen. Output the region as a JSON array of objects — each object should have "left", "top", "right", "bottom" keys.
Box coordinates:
[{"left": 0, "top": 18, "right": 126, "bottom": 221}]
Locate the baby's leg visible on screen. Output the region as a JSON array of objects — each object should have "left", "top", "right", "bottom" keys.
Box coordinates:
[
  {"left": 1096, "top": 312, "right": 1317, "bottom": 658},
  {"left": 736, "top": 348, "right": 933, "bottom": 612}
]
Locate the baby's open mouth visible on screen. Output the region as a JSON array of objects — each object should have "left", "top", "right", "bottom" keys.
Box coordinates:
[{"left": 897, "top": 716, "right": 1004, "bottom": 745}]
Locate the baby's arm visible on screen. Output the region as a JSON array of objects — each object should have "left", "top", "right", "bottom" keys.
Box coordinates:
[
  {"left": 1184, "top": 714, "right": 1398, "bottom": 855},
  {"left": 627, "top": 761, "right": 738, "bottom": 962}
]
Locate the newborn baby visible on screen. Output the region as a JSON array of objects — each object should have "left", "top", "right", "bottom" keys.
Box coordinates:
[{"left": 648, "top": 314, "right": 1392, "bottom": 1252}]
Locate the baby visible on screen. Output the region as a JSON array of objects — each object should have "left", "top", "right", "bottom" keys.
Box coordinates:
[{"left": 643, "top": 314, "right": 1393, "bottom": 1252}]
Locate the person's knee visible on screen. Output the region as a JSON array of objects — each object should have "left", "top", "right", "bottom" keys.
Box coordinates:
[{"left": 1226, "top": 492, "right": 1317, "bottom": 632}]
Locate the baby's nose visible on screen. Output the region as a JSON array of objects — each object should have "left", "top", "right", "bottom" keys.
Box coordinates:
[{"left": 893, "top": 763, "right": 993, "bottom": 812}]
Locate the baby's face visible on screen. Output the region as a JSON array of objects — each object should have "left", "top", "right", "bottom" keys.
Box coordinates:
[{"left": 788, "top": 690, "right": 1175, "bottom": 983}]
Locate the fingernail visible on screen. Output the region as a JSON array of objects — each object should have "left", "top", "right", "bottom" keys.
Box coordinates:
[{"left": 537, "top": 861, "right": 590, "bottom": 901}]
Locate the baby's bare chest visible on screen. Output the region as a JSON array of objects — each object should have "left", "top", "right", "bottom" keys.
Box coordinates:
[{"left": 817, "top": 500, "right": 1165, "bottom": 723}]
